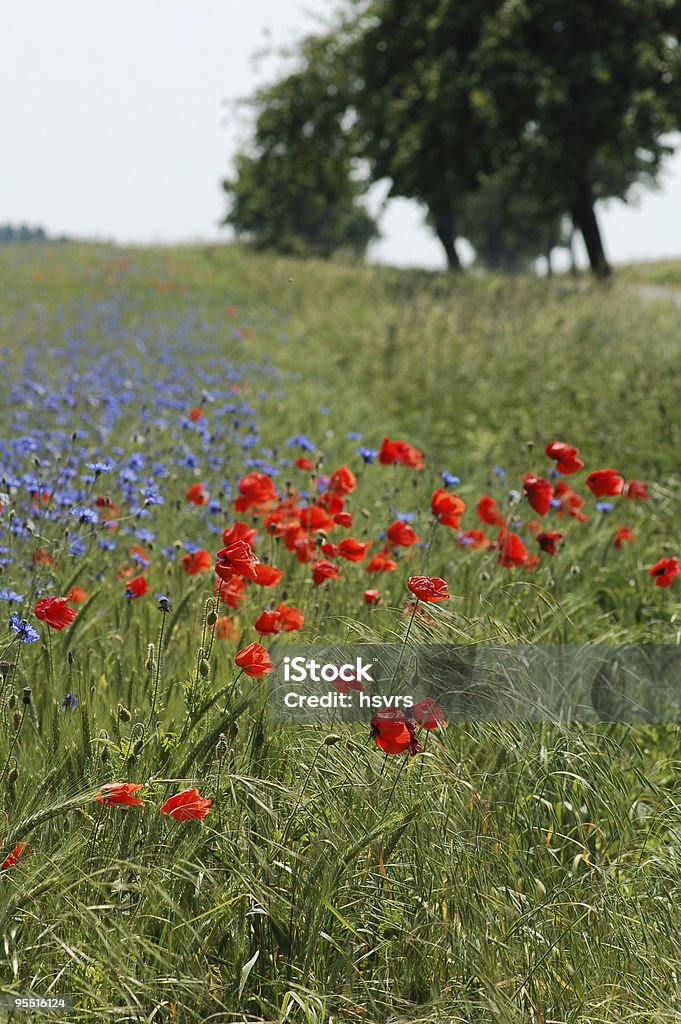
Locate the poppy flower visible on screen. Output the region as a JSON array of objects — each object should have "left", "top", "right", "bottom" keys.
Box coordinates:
[
  {"left": 430, "top": 489, "right": 466, "bottom": 528},
  {"left": 337, "top": 538, "right": 372, "bottom": 562},
  {"left": 188, "top": 407, "right": 203, "bottom": 422},
  {"left": 215, "top": 540, "right": 261, "bottom": 582},
  {"left": 34, "top": 596, "right": 77, "bottom": 630},
  {"left": 496, "top": 530, "right": 528, "bottom": 568},
  {"left": 254, "top": 609, "right": 282, "bottom": 635},
  {"left": 185, "top": 482, "right": 209, "bottom": 506},
  {"left": 275, "top": 603, "right": 304, "bottom": 631},
  {"left": 457, "top": 529, "right": 488, "bottom": 549},
  {"left": 555, "top": 480, "right": 588, "bottom": 523},
  {"left": 0, "top": 843, "right": 31, "bottom": 870},
  {"left": 215, "top": 575, "right": 246, "bottom": 609},
  {"left": 125, "top": 576, "right": 148, "bottom": 599},
  {"left": 523, "top": 474, "right": 554, "bottom": 517},
  {"left": 215, "top": 616, "right": 237, "bottom": 641},
  {"left": 649, "top": 557, "right": 681, "bottom": 588},
  {"left": 293, "top": 535, "right": 316, "bottom": 564},
  {"left": 328, "top": 465, "right": 357, "bottom": 496},
  {"left": 366, "top": 548, "right": 398, "bottom": 573},
  {"left": 312, "top": 559, "right": 341, "bottom": 585},
  {"left": 299, "top": 504, "right": 334, "bottom": 531},
  {"left": 378, "top": 436, "right": 425, "bottom": 470},
  {"left": 586, "top": 469, "right": 624, "bottom": 497},
  {"left": 96, "top": 782, "right": 145, "bottom": 807},
  {"left": 545, "top": 441, "right": 584, "bottom": 474},
  {"left": 181, "top": 548, "right": 213, "bottom": 575},
  {"left": 625, "top": 480, "right": 648, "bottom": 500},
  {"left": 334, "top": 511, "right": 353, "bottom": 528},
  {"left": 252, "top": 562, "right": 285, "bottom": 587},
  {"left": 477, "top": 495, "right": 505, "bottom": 527},
  {"left": 235, "top": 641, "right": 273, "bottom": 677},
  {"left": 537, "top": 531, "right": 563, "bottom": 556},
  {"left": 221, "top": 521, "right": 258, "bottom": 548},
  {"left": 412, "top": 698, "right": 447, "bottom": 728},
  {"left": 65, "top": 585, "right": 88, "bottom": 603},
  {"left": 364, "top": 588, "right": 381, "bottom": 605},
  {"left": 160, "top": 787, "right": 212, "bottom": 822},
  {"left": 370, "top": 709, "right": 411, "bottom": 753},
  {"left": 407, "top": 576, "right": 449, "bottom": 602},
  {"left": 613, "top": 526, "right": 636, "bottom": 549},
  {"left": 234, "top": 472, "right": 278, "bottom": 513},
  {"left": 386, "top": 521, "right": 419, "bottom": 547},
  {"left": 332, "top": 665, "right": 365, "bottom": 693},
  {"left": 295, "top": 457, "right": 313, "bottom": 471}
]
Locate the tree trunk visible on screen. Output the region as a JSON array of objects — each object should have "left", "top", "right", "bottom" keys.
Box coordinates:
[
  {"left": 433, "top": 208, "right": 462, "bottom": 271},
  {"left": 571, "top": 185, "right": 610, "bottom": 278}
]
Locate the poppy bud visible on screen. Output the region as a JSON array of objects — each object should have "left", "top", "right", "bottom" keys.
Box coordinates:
[
  {"left": 216, "top": 733, "right": 228, "bottom": 759},
  {"left": 101, "top": 747, "right": 109, "bottom": 763},
  {"left": 7, "top": 767, "right": 18, "bottom": 786},
  {"left": 229, "top": 722, "right": 238, "bottom": 740},
  {"left": 118, "top": 704, "right": 131, "bottom": 723},
  {"left": 323, "top": 734, "right": 341, "bottom": 746},
  {"left": 13, "top": 712, "right": 21, "bottom": 731},
  {"left": 199, "top": 659, "right": 210, "bottom": 679},
  {"left": 254, "top": 731, "right": 264, "bottom": 748},
  {"left": 145, "top": 646, "right": 155, "bottom": 672},
  {"left": 133, "top": 738, "right": 144, "bottom": 756},
  {"left": 8, "top": 693, "right": 16, "bottom": 710},
  {"left": 206, "top": 611, "right": 218, "bottom": 626},
  {"left": 22, "top": 687, "right": 32, "bottom": 706}
]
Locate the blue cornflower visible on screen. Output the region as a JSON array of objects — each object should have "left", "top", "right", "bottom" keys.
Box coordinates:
[
  {"left": 86, "top": 459, "right": 114, "bottom": 473},
  {"left": 596, "top": 502, "right": 614, "bottom": 512},
  {"left": 0, "top": 588, "right": 23, "bottom": 604},
  {"left": 347, "top": 431, "right": 363, "bottom": 441},
  {"left": 141, "top": 486, "right": 164, "bottom": 506},
  {"left": 9, "top": 614, "right": 39, "bottom": 643},
  {"left": 71, "top": 506, "right": 98, "bottom": 525},
  {"left": 61, "top": 692, "right": 79, "bottom": 710},
  {"left": 493, "top": 466, "right": 506, "bottom": 480},
  {"left": 69, "top": 536, "right": 86, "bottom": 557},
  {"left": 441, "top": 471, "right": 461, "bottom": 487},
  {"left": 285, "top": 434, "right": 315, "bottom": 452},
  {"left": 357, "top": 446, "right": 378, "bottom": 464}
]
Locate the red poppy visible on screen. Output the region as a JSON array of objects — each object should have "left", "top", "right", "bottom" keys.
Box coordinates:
[
  {"left": 378, "top": 436, "right": 425, "bottom": 470},
  {"left": 364, "top": 588, "right": 381, "bottom": 605},
  {"left": 215, "top": 575, "right": 246, "bottom": 609},
  {"left": 295, "top": 457, "right": 313, "bottom": 471},
  {"left": 412, "top": 698, "right": 447, "bottom": 728},
  {"left": 407, "top": 576, "right": 449, "bottom": 602},
  {"left": 252, "top": 562, "right": 285, "bottom": 587},
  {"left": 586, "top": 469, "right": 624, "bottom": 497},
  {"left": 222, "top": 521, "right": 258, "bottom": 548},
  {"left": 96, "top": 782, "right": 145, "bottom": 807},
  {"left": 275, "top": 603, "right": 304, "bottom": 631},
  {"left": 386, "top": 521, "right": 419, "bottom": 547},
  {"left": 366, "top": 548, "right": 398, "bottom": 573},
  {"left": 234, "top": 472, "right": 278, "bottom": 513},
  {"left": 457, "top": 529, "right": 488, "bottom": 549},
  {"left": 477, "top": 495, "right": 505, "bottom": 527},
  {"left": 0, "top": 843, "right": 31, "bottom": 870},
  {"left": 312, "top": 559, "right": 341, "bottom": 585},
  {"left": 129, "top": 544, "right": 151, "bottom": 567},
  {"left": 293, "top": 535, "right": 316, "bottom": 564},
  {"left": 613, "top": 526, "right": 636, "bottom": 549},
  {"left": 181, "top": 548, "right": 213, "bottom": 575},
  {"left": 334, "top": 511, "right": 353, "bottom": 528},
  {"left": 496, "top": 530, "right": 528, "bottom": 568},
  {"left": 215, "top": 540, "right": 261, "bottom": 582},
  {"left": 124, "top": 576, "right": 149, "bottom": 599},
  {"left": 185, "top": 482, "right": 209, "bottom": 506},
  {"left": 537, "top": 531, "right": 563, "bottom": 556},
  {"left": 34, "top": 596, "right": 77, "bottom": 630},
  {"left": 523, "top": 474, "right": 554, "bottom": 517},
  {"left": 649, "top": 557, "right": 681, "bottom": 588},
  {"left": 328, "top": 465, "right": 357, "bottom": 496},
  {"left": 188, "top": 407, "right": 203, "bottom": 422},
  {"left": 235, "top": 641, "right": 273, "bottom": 677},
  {"left": 545, "top": 440, "right": 584, "bottom": 474},
  {"left": 337, "top": 538, "right": 372, "bottom": 562},
  {"left": 430, "top": 489, "right": 466, "bottom": 528},
  {"left": 298, "top": 504, "right": 334, "bottom": 531},
  {"left": 215, "top": 616, "right": 238, "bottom": 641},
  {"left": 66, "top": 585, "right": 88, "bottom": 603},
  {"left": 317, "top": 490, "right": 345, "bottom": 515},
  {"left": 555, "top": 480, "right": 588, "bottom": 523},
  {"left": 625, "top": 479, "right": 648, "bottom": 500},
  {"left": 254, "top": 609, "right": 282, "bottom": 635},
  {"left": 370, "top": 709, "right": 411, "bottom": 753},
  {"left": 160, "top": 787, "right": 212, "bottom": 822},
  {"left": 33, "top": 547, "right": 58, "bottom": 567}
]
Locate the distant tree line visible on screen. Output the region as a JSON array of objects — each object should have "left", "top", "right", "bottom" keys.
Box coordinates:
[
  {"left": 223, "top": 0, "right": 681, "bottom": 276},
  {"left": 0, "top": 224, "right": 71, "bottom": 244}
]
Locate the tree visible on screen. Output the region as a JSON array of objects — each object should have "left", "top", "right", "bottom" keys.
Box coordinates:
[{"left": 223, "top": 33, "right": 378, "bottom": 259}]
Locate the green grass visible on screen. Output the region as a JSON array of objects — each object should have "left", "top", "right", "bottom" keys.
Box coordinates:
[{"left": 0, "top": 242, "right": 680, "bottom": 1023}]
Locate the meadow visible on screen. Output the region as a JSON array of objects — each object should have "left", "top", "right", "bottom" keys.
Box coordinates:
[{"left": 0, "top": 241, "right": 681, "bottom": 1023}]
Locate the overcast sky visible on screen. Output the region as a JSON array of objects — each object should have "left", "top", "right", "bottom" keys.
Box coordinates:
[{"left": 3, "top": 0, "right": 681, "bottom": 271}]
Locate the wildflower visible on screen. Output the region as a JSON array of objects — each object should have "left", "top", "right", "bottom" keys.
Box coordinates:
[
  {"left": 614, "top": 526, "right": 636, "bottom": 549},
  {"left": 366, "top": 548, "right": 398, "bottom": 573},
  {"left": 586, "top": 469, "right": 624, "bottom": 497},
  {"left": 215, "top": 575, "right": 247, "bottom": 608},
  {"left": 364, "top": 588, "right": 381, "bottom": 605},
  {"left": 0, "top": 588, "right": 23, "bottom": 604},
  {"left": 160, "top": 787, "right": 212, "bottom": 821},
  {"left": 378, "top": 436, "right": 425, "bottom": 470},
  {"left": 234, "top": 472, "right": 278, "bottom": 513},
  {"left": 386, "top": 521, "right": 418, "bottom": 547},
  {"left": 215, "top": 540, "right": 260, "bottom": 582},
  {"left": 295, "top": 457, "right": 313, "bottom": 471},
  {"left": 441, "top": 470, "right": 461, "bottom": 487},
  {"left": 328, "top": 465, "right": 357, "bottom": 496},
  {"left": 275, "top": 603, "right": 304, "bottom": 631},
  {"left": 334, "top": 511, "right": 353, "bottom": 528},
  {"left": 9, "top": 614, "right": 39, "bottom": 643},
  {"left": 357, "top": 446, "right": 378, "bottom": 464},
  {"left": 125, "top": 576, "right": 148, "bottom": 599},
  {"left": 457, "top": 529, "right": 488, "bottom": 549},
  {"left": 412, "top": 698, "right": 447, "bottom": 728},
  {"left": 65, "top": 585, "right": 88, "bottom": 603},
  {"left": 188, "top": 408, "right": 203, "bottom": 422},
  {"left": 254, "top": 609, "right": 282, "bottom": 635},
  {"left": 253, "top": 562, "right": 285, "bottom": 587},
  {"left": 221, "top": 521, "right": 258, "bottom": 548},
  {"left": 185, "top": 482, "right": 210, "bottom": 506},
  {"left": 496, "top": 530, "right": 528, "bottom": 568},
  {"left": 649, "top": 557, "right": 680, "bottom": 588},
  {"left": 61, "top": 692, "right": 79, "bottom": 710},
  {"left": 431, "top": 488, "right": 466, "bottom": 528},
  {"left": 477, "top": 495, "right": 505, "bottom": 527},
  {"left": 545, "top": 440, "right": 584, "bottom": 474},
  {"left": 96, "top": 782, "right": 145, "bottom": 807},
  {"left": 1, "top": 843, "right": 30, "bottom": 870},
  {"left": 235, "top": 641, "right": 272, "bottom": 677},
  {"left": 537, "top": 531, "right": 563, "bottom": 556},
  {"left": 625, "top": 479, "right": 648, "bottom": 500},
  {"left": 523, "top": 474, "right": 554, "bottom": 517},
  {"left": 181, "top": 548, "right": 213, "bottom": 575},
  {"left": 407, "top": 576, "right": 449, "bottom": 602},
  {"left": 312, "top": 559, "right": 341, "bottom": 585},
  {"left": 370, "top": 709, "right": 411, "bottom": 754},
  {"left": 34, "top": 596, "right": 77, "bottom": 630},
  {"left": 215, "top": 616, "right": 237, "bottom": 641}
]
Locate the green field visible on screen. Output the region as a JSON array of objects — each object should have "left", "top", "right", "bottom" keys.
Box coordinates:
[{"left": 0, "top": 242, "right": 680, "bottom": 1023}]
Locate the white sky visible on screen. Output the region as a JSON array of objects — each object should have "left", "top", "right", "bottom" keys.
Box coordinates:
[{"left": 3, "top": 0, "right": 681, "bottom": 271}]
